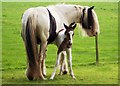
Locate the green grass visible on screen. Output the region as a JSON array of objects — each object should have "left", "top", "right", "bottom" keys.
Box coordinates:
[{"left": 2, "top": 2, "right": 118, "bottom": 84}]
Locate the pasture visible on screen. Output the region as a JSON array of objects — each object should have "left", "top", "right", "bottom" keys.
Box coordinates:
[{"left": 2, "top": 2, "right": 118, "bottom": 84}]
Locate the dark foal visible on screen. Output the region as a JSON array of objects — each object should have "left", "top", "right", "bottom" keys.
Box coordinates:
[{"left": 50, "top": 22, "right": 76, "bottom": 79}]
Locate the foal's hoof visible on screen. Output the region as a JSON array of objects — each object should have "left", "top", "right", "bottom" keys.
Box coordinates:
[
  {"left": 72, "top": 76, "right": 76, "bottom": 80},
  {"left": 58, "top": 73, "right": 62, "bottom": 75},
  {"left": 62, "top": 71, "right": 68, "bottom": 74},
  {"left": 50, "top": 77, "right": 54, "bottom": 80}
]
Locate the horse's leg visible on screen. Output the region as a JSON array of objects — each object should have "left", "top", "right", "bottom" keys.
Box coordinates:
[
  {"left": 67, "top": 48, "right": 76, "bottom": 79},
  {"left": 50, "top": 52, "right": 61, "bottom": 80},
  {"left": 42, "top": 49, "right": 47, "bottom": 76},
  {"left": 38, "top": 42, "right": 47, "bottom": 80},
  {"left": 26, "top": 63, "right": 35, "bottom": 80}
]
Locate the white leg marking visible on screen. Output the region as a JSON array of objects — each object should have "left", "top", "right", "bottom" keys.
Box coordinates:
[
  {"left": 67, "top": 48, "right": 76, "bottom": 79},
  {"left": 62, "top": 51, "right": 68, "bottom": 74},
  {"left": 59, "top": 53, "right": 64, "bottom": 75},
  {"left": 43, "top": 59, "right": 46, "bottom": 76},
  {"left": 50, "top": 52, "right": 62, "bottom": 80},
  {"left": 39, "top": 42, "right": 47, "bottom": 80}
]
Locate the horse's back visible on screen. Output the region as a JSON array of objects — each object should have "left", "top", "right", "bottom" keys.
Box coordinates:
[
  {"left": 21, "top": 7, "right": 50, "bottom": 42},
  {"left": 22, "top": 7, "right": 49, "bottom": 27}
]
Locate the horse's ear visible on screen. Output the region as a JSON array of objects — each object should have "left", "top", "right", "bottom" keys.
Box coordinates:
[
  {"left": 63, "top": 23, "right": 68, "bottom": 29},
  {"left": 89, "top": 6, "right": 94, "bottom": 10},
  {"left": 72, "top": 24, "right": 76, "bottom": 30}
]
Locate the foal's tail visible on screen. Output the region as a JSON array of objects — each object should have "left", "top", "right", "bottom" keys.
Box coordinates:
[
  {"left": 25, "top": 15, "right": 38, "bottom": 66},
  {"left": 23, "top": 14, "right": 39, "bottom": 80}
]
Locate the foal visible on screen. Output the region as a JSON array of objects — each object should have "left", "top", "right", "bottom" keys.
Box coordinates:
[{"left": 50, "top": 22, "right": 76, "bottom": 80}]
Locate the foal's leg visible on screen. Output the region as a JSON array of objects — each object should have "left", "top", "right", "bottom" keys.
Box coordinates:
[
  {"left": 50, "top": 52, "right": 62, "bottom": 80},
  {"left": 60, "top": 51, "right": 68, "bottom": 75},
  {"left": 67, "top": 48, "right": 76, "bottom": 79},
  {"left": 59, "top": 53, "right": 64, "bottom": 75},
  {"left": 38, "top": 41, "right": 47, "bottom": 80},
  {"left": 59, "top": 51, "right": 67, "bottom": 75}
]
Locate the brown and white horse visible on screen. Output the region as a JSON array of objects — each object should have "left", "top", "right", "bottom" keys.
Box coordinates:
[
  {"left": 50, "top": 22, "right": 76, "bottom": 79},
  {"left": 21, "top": 4, "right": 100, "bottom": 80}
]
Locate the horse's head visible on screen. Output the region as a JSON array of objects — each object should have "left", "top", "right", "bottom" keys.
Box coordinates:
[
  {"left": 63, "top": 22, "right": 76, "bottom": 45},
  {"left": 80, "top": 6, "right": 100, "bottom": 37}
]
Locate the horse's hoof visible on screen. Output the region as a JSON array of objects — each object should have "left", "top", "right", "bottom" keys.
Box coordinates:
[
  {"left": 43, "top": 77, "right": 47, "bottom": 80},
  {"left": 26, "top": 71, "right": 34, "bottom": 81},
  {"left": 43, "top": 73, "right": 46, "bottom": 77},
  {"left": 27, "top": 76, "right": 34, "bottom": 81},
  {"left": 38, "top": 77, "right": 46, "bottom": 80},
  {"left": 38, "top": 75, "right": 46, "bottom": 80}
]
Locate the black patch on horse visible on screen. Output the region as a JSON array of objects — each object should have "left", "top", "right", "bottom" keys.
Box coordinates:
[
  {"left": 81, "top": 8, "right": 94, "bottom": 29},
  {"left": 88, "top": 8, "right": 94, "bottom": 29},
  {"left": 81, "top": 8, "right": 87, "bottom": 29},
  {"left": 47, "top": 9, "right": 57, "bottom": 44}
]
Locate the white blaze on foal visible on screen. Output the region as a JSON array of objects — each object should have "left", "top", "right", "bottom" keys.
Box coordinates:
[{"left": 50, "top": 22, "right": 76, "bottom": 80}]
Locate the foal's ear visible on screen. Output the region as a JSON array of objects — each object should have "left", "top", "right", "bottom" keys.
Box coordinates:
[
  {"left": 70, "top": 22, "right": 75, "bottom": 27},
  {"left": 72, "top": 24, "right": 77, "bottom": 30},
  {"left": 63, "top": 23, "right": 68, "bottom": 29}
]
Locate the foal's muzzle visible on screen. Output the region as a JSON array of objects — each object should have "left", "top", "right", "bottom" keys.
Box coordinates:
[{"left": 68, "top": 41, "right": 72, "bottom": 46}]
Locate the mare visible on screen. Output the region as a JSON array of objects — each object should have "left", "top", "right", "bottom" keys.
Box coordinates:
[{"left": 21, "top": 4, "right": 100, "bottom": 80}]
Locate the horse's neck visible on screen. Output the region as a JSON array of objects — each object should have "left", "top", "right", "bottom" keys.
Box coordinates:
[
  {"left": 51, "top": 4, "right": 82, "bottom": 24},
  {"left": 57, "top": 5, "right": 80, "bottom": 24}
]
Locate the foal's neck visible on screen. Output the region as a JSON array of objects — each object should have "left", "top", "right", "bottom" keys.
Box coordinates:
[{"left": 57, "top": 33, "right": 72, "bottom": 54}]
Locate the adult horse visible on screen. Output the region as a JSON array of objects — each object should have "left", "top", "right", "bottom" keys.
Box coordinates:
[{"left": 21, "top": 4, "right": 100, "bottom": 80}]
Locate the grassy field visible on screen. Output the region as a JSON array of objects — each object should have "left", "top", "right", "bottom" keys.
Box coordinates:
[{"left": 2, "top": 2, "right": 118, "bottom": 84}]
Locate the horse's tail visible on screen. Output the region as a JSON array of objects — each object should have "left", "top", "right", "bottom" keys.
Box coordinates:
[{"left": 24, "top": 14, "right": 38, "bottom": 80}]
